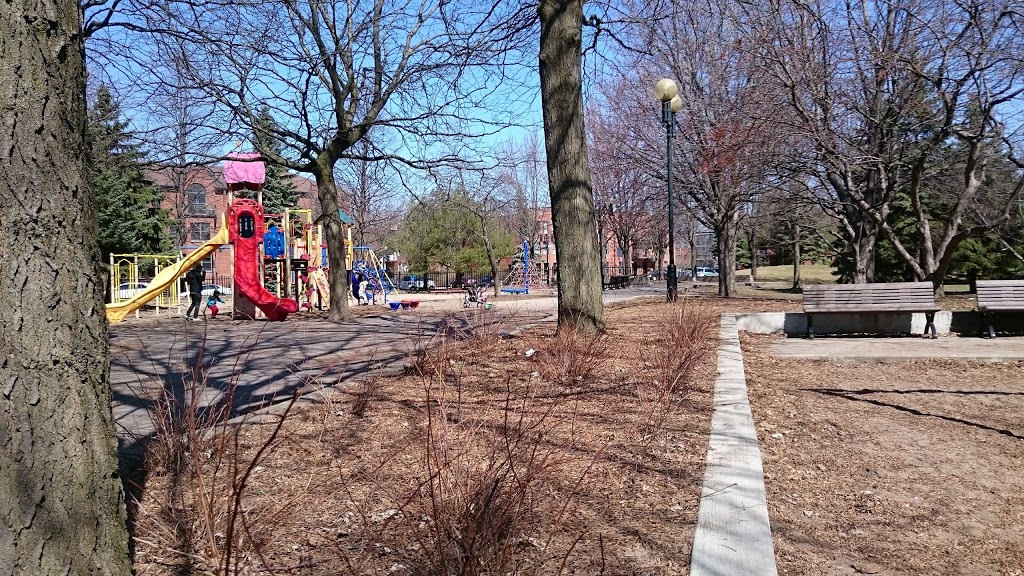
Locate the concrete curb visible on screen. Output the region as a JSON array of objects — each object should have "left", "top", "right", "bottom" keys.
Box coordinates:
[{"left": 690, "top": 314, "right": 778, "bottom": 576}]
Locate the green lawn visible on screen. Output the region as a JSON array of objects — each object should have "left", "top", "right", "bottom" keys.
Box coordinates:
[{"left": 737, "top": 264, "right": 837, "bottom": 284}]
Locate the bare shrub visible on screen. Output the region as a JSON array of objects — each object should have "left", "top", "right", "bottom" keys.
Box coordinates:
[
  {"left": 406, "top": 378, "right": 570, "bottom": 575},
  {"left": 132, "top": 331, "right": 301, "bottom": 576},
  {"left": 635, "top": 300, "right": 717, "bottom": 446},
  {"left": 532, "top": 326, "right": 610, "bottom": 388},
  {"left": 327, "top": 321, "right": 591, "bottom": 575}
]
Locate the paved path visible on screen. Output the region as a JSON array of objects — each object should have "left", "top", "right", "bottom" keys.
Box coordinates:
[
  {"left": 763, "top": 335, "right": 1024, "bottom": 362},
  {"left": 691, "top": 315, "right": 778, "bottom": 576}
]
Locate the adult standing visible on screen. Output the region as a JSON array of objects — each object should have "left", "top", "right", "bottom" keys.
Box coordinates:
[{"left": 185, "top": 264, "right": 205, "bottom": 320}]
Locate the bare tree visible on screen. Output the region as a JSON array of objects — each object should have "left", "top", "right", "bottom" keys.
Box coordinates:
[
  {"left": 750, "top": 0, "right": 1024, "bottom": 286},
  {"left": 452, "top": 170, "right": 519, "bottom": 296},
  {"left": 588, "top": 90, "right": 660, "bottom": 277},
  {"left": 2, "top": 0, "right": 130, "bottom": 572},
  {"left": 496, "top": 132, "right": 548, "bottom": 255},
  {"left": 539, "top": 0, "right": 604, "bottom": 331},
  {"left": 107, "top": 0, "right": 533, "bottom": 321},
  {"left": 335, "top": 139, "right": 403, "bottom": 249},
  {"left": 874, "top": 1, "right": 1024, "bottom": 286},
  {"left": 640, "top": 0, "right": 788, "bottom": 296}
]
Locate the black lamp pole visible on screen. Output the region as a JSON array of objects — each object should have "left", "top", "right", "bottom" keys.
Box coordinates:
[{"left": 660, "top": 95, "right": 679, "bottom": 302}]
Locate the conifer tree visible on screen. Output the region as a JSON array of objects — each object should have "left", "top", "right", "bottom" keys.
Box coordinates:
[
  {"left": 86, "top": 85, "right": 171, "bottom": 259},
  {"left": 253, "top": 106, "right": 299, "bottom": 215}
]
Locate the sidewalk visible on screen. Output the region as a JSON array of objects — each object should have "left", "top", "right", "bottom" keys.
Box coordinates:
[{"left": 762, "top": 334, "right": 1024, "bottom": 362}]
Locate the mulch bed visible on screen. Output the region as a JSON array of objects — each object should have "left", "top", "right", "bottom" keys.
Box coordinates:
[
  {"left": 131, "top": 298, "right": 721, "bottom": 575},
  {"left": 743, "top": 334, "right": 1024, "bottom": 575}
]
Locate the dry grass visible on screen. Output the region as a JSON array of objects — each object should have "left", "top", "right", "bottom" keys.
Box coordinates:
[{"left": 130, "top": 299, "right": 719, "bottom": 575}]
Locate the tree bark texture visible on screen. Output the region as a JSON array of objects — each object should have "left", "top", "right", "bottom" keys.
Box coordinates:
[
  {"left": 538, "top": 0, "right": 603, "bottom": 333},
  {"left": 312, "top": 160, "right": 352, "bottom": 321},
  {"left": 792, "top": 222, "right": 802, "bottom": 289},
  {"left": 716, "top": 216, "right": 739, "bottom": 297},
  {"left": 0, "top": 0, "right": 131, "bottom": 573}
]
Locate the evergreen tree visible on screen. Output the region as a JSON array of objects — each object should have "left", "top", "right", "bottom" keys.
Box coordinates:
[
  {"left": 252, "top": 106, "right": 299, "bottom": 214},
  {"left": 86, "top": 85, "right": 171, "bottom": 259}
]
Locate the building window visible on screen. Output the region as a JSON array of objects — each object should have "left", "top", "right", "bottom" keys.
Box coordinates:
[
  {"left": 187, "top": 184, "right": 207, "bottom": 215},
  {"left": 190, "top": 222, "right": 211, "bottom": 242}
]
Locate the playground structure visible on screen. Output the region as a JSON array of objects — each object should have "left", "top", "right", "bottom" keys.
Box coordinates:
[
  {"left": 108, "top": 253, "right": 184, "bottom": 319},
  {"left": 104, "top": 152, "right": 398, "bottom": 322},
  {"left": 352, "top": 246, "right": 397, "bottom": 305},
  {"left": 106, "top": 152, "right": 302, "bottom": 322},
  {"left": 262, "top": 207, "right": 334, "bottom": 312},
  {"left": 105, "top": 219, "right": 232, "bottom": 323},
  {"left": 228, "top": 198, "right": 299, "bottom": 320},
  {"left": 501, "top": 241, "right": 545, "bottom": 295}
]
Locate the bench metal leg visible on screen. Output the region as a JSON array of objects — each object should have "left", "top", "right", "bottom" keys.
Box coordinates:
[
  {"left": 807, "top": 313, "right": 814, "bottom": 339},
  {"left": 924, "top": 312, "right": 937, "bottom": 339},
  {"left": 982, "top": 312, "right": 996, "bottom": 338}
]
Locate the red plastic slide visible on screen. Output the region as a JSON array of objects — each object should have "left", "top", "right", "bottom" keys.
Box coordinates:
[
  {"left": 229, "top": 198, "right": 298, "bottom": 321},
  {"left": 234, "top": 240, "right": 298, "bottom": 321}
]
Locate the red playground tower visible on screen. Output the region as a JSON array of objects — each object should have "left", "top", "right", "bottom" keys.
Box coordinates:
[{"left": 228, "top": 198, "right": 298, "bottom": 321}]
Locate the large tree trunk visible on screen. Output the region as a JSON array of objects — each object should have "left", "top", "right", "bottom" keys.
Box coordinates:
[
  {"left": 538, "top": 0, "right": 603, "bottom": 333},
  {"left": 312, "top": 160, "right": 351, "bottom": 321},
  {"left": 0, "top": 0, "right": 131, "bottom": 573},
  {"left": 716, "top": 216, "right": 739, "bottom": 297},
  {"left": 853, "top": 222, "right": 877, "bottom": 284}
]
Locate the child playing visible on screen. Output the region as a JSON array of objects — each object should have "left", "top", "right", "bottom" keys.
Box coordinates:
[
  {"left": 357, "top": 276, "right": 369, "bottom": 305},
  {"left": 206, "top": 289, "right": 224, "bottom": 318}
]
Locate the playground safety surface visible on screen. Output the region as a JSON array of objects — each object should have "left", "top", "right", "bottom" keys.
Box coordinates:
[{"left": 110, "top": 299, "right": 549, "bottom": 453}]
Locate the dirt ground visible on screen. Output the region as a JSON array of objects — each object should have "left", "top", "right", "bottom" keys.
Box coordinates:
[
  {"left": 127, "top": 290, "right": 1021, "bottom": 575},
  {"left": 131, "top": 298, "right": 722, "bottom": 575},
  {"left": 743, "top": 335, "right": 1024, "bottom": 576}
]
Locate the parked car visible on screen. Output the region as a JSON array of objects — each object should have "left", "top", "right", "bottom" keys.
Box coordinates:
[
  {"left": 463, "top": 275, "right": 494, "bottom": 288},
  {"left": 201, "top": 284, "right": 232, "bottom": 296},
  {"left": 398, "top": 275, "right": 436, "bottom": 291},
  {"left": 695, "top": 267, "right": 719, "bottom": 278},
  {"left": 116, "top": 282, "right": 150, "bottom": 299}
]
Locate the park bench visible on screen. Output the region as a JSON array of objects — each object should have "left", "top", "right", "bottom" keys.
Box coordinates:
[
  {"left": 603, "top": 275, "right": 631, "bottom": 290},
  {"left": 975, "top": 279, "right": 1024, "bottom": 338},
  {"left": 802, "top": 281, "right": 939, "bottom": 339}
]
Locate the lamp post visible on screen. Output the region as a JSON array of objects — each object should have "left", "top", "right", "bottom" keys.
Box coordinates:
[{"left": 655, "top": 78, "right": 683, "bottom": 302}]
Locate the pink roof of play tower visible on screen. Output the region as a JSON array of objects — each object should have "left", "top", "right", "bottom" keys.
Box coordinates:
[{"left": 223, "top": 152, "right": 266, "bottom": 185}]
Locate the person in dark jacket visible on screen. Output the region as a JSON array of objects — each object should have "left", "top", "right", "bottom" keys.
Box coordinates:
[{"left": 184, "top": 264, "right": 205, "bottom": 320}]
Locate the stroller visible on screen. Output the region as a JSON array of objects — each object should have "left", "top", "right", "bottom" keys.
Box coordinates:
[{"left": 462, "top": 284, "right": 488, "bottom": 308}]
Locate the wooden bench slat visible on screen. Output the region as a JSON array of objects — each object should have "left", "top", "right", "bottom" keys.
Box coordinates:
[
  {"left": 972, "top": 279, "right": 1024, "bottom": 337},
  {"left": 802, "top": 282, "right": 939, "bottom": 338}
]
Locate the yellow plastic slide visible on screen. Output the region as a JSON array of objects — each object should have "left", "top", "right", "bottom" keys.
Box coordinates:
[{"left": 106, "top": 218, "right": 230, "bottom": 323}]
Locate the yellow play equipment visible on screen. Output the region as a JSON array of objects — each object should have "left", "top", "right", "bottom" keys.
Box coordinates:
[
  {"left": 109, "top": 253, "right": 181, "bottom": 318},
  {"left": 105, "top": 217, "right": 230, "bottom": 323}
]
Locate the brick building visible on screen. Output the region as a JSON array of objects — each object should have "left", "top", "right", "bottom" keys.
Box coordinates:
[{"left": 146, "top": 164, "right": 319, "bottom": 284}]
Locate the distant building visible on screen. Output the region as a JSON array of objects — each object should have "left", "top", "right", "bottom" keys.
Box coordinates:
[{"left": 531, "top": 207, "right": 687, "bottom": 282}]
